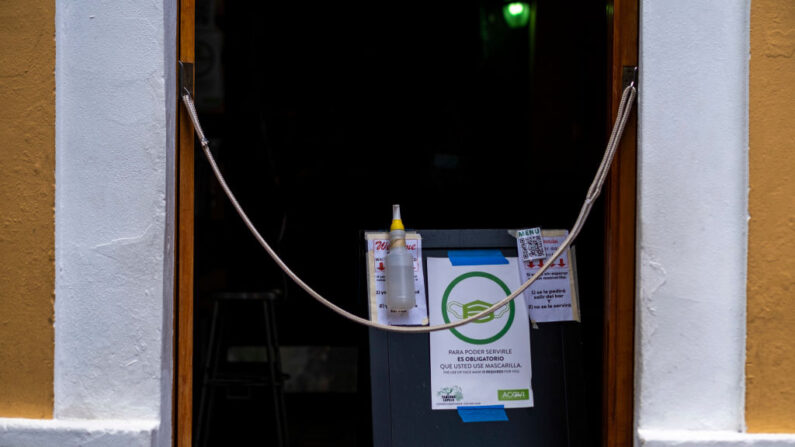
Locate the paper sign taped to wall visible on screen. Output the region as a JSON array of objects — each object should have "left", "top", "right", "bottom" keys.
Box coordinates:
[
  {"left": 428, "top": 257, "right": 533, "bottom": 410},
  {"left": 365, "top": 232, "right": 428, "bottom": 326},
  {"left": 516, "top": 230, "right": 580, "bottom": 323}
]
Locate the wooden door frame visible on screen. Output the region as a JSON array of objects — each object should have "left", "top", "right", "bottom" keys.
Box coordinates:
[
  {"left": 176, "top": 0, "right": 194, "bottom": 445},
  {"left": 603, "top": 0, "right": 638, "bottom": 446},
  {"left": 173, "top": 2, "right": 639, "bottom": 445}
]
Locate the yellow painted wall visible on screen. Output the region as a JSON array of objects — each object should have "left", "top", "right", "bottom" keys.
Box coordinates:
[
  {"left": 0, "top": 0, "right": 55, "bottom": 418},
  {"left": 746, "top": 0, "right": 795, "bottom": 433}
]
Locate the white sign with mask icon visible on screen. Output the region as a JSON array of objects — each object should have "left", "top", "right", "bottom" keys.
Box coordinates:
[{"left": 428, "top": 256, "right": 533, "bottom": 410}]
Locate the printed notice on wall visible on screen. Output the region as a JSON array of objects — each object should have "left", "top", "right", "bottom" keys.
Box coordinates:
[
  {"left": 365, "top": 232, "right": 428, "bottom": 326},
  {"left": 516, "top": 230, "right": 580, "bottom": 323},
  {"left": 428, "top": 257, "right": 533, "bottom": 410}
]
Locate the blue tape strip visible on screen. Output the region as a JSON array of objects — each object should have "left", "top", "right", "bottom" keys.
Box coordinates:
[
  {"left": 448, "top": 249, "right": 508, "bottom": 266},
  {"left": 457, "top": 405, "right": 509, "bottom": 423}
]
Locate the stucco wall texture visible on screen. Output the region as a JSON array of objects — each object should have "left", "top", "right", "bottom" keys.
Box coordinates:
[
  {"left": 0, "top": 0, "right": 55, "bottom": 418},
  {"left": 746, "top": 0, "right": 795, "bottom": 433}
]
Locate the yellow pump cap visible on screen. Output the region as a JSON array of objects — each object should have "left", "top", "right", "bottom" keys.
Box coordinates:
[{"left": 390, "top": 204, "right": 405, "bottom": 231}]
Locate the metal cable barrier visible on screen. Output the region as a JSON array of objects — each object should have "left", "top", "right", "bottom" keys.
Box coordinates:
[{"left": 180, "top": 83, "right": 637, "bottom": 333}]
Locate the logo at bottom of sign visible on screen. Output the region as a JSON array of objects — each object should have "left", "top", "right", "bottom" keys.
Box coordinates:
[
  {"left": 437, "top": 385, "right": 464, "bottom": 403},
  {"left": 498, "top": 389, "right": 530, "bottom": 401}
]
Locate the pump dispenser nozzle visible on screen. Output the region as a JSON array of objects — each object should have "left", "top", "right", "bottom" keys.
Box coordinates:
[
  {"left": 391, "top": 204, "right": 404, "bottom": 231},
  {"left": 385, "top": 204, "right": 415, "bottom": 311}
]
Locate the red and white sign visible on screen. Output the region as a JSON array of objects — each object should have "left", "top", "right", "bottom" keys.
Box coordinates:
[
  {"left": 516, "top": 230, "right": 580, "bottom": 323},
  {"left": 365, "top": 233, "right": 428, "bottom": 326}
]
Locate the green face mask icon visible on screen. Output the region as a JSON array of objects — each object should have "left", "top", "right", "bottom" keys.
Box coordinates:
[
  {"left": 441, "top": 271, "right": 516, "bottom": 345},
  {"left": 447, "top": 300, "right": 510, "bottom": 323}
]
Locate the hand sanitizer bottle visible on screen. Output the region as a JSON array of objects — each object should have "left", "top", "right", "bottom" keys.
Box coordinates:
[{"left": 386, "top": 204, "right": 416, "bottom": 311}]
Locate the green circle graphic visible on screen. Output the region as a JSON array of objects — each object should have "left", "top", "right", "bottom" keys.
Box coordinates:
[{"left": 441, "top": 271, "right": 515, "bottom": 345}]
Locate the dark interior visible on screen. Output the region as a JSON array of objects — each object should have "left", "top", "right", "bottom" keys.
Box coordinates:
[{"left": 193, "top": 1, "right": 607, "bottom": 445}]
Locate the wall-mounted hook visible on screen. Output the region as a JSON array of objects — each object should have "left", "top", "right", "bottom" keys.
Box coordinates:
[
  {"left": 622, "top": 65, "right": 639, "bottom": 90},
  {"left": 178, "top": 61, "right": 194, "bottom": 98}
]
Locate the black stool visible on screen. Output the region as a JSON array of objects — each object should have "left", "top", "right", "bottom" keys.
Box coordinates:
[{"left": 196, "top": 291, "right": 288, "bottom": 446}]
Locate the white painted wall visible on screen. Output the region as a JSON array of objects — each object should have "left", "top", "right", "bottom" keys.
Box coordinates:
[
  {"left": 636, "top": 0, "right": 751, "bottom": 443},
  {"left": 159, "top": 2, "right": 177, "bottom": 446},
  {"left": 637, "top": 5, "right": 795, "bottom": 444},
  {"left": 0, "top": 0, "right": 179, "bottom": 445},
  {"left": 0, "top": 418, "right": 158, "bottom": 447}
]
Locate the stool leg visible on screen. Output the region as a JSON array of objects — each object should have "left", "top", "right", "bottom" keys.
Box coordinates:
[
  {"left": 197, "top": 300, "right": 221, "bottom": 447},
  {"left": 263, "top": 299, "right": 287, "bottom": 447}
]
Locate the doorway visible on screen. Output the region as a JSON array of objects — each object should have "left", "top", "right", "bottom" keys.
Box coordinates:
[{"left": 178, "top": 1, "right": 636, "bottom": 445}]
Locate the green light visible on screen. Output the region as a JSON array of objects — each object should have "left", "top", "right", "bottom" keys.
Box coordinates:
[
  {"left": 503, "top": 2, "right": 531, "bottom": 28},
  {"left": 507, "top": 3, "right": 525, "bottom": 15}
]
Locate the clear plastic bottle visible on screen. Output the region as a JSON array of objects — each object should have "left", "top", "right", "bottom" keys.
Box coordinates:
[{"left": 386, "top": 204, "right": 416, "bottom": 311}]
